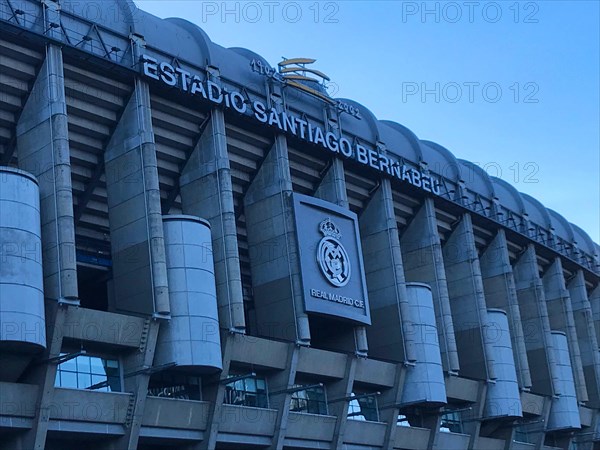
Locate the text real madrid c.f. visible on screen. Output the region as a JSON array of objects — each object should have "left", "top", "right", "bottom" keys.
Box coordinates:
[{"left": 141, "top": 55, "right": 441, "bottom": 195}]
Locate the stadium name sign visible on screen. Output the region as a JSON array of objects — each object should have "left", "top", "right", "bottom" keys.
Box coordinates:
[{"left": 141, "top": 55, "right": 441, "bottom": 195}]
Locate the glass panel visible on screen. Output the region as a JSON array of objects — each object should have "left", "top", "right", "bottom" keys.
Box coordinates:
[
  {"left": 60, "top": 371, "right": 77, "bottom": 389},
  {"left": 60, "top": 355, "right": 77, "bottom": 372},
  {"left": 78, "top": 372, "right": 91, "bottom": 389},
  {"left": 89, "top": 356, "right": 105, "bottom": 374},
  {"left": 77, "top": 356, "right": 91, "bottom": 374}
]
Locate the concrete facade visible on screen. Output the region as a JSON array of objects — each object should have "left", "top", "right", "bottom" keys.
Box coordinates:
[{"left": 0, "top": 1, "right": 599, "bottom": 450}]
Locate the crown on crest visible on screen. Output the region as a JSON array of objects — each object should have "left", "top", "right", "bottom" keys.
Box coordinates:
[{"left": 319, "top": 218, "right": 341, "bottom": 240}]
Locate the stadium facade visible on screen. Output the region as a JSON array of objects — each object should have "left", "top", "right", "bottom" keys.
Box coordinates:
[{"left": 0, "top": 1, "right": 599, "bottom": 449}]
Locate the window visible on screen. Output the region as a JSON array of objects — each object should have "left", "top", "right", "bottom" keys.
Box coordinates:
[
  {"left": 55, "top": 353, "right": 121, "bottom": 392},
  {"left": 223, "top": 375, "right": 268, "bottom": 408},
  {"left": 397, "top": 414, "right": 411, "bottom": 427},
  {"left": 347, "top": 392, "right": 380, "bottom": 422},
  {"left": 148, "top": 372, "right": 202, "bottom": 401},
  {"left": 440, "top": 409, "right": 463, "bottom": 433},
  {"left": 514, "top": 422, "right": 538, "bottom": 444},
  {"left": 289, "top": 384, "right": 328, "bottom": 415}
]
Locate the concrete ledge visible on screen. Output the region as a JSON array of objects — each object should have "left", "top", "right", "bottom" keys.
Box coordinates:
[
  {"left": 228, "top": 335, "right": 289, "bottom": 370},
  {"left": 218, "top": 405, "right": 277, "bottom": 436},
  {"left": 344, "top": 419, "right": 386, "bottom": 446},
  {"left": 63, "top": 307, "right": 146, "bottom": 348},
  {"left": 286, "top": 412, "right": 336, "bottom": 441},
  {"left": 142, "top": 397, "right": 209, "bottom": 430},
  {"left": 445, "top": 376, "right": 479, "bottom": 403},
  {"left": 51, "top": 388, "right": 131, "bottom": 423},
  {"left": 296, "top": 347, "right": 346, "bottom": 379},
  {"left": 394, "top": 426, "right": 430, "bottom": 449},
  {"left": 521, "top": 391, "right": 545, "bottom": 416},
  {"left": 354, "top": 358, "right": 397, "bottom": 387}
]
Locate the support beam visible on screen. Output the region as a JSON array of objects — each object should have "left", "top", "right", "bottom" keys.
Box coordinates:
[
  {"left": 568, "top": 271, "right": 600, "bottom": 407},
  {"left": 513, "top": 245, "right": 559, "bottom": 396},
  {"left": 314, "top": 158, "right": 367, "bottom": 355},
  {"left": 443, "top": 213, "right": 495, "bottom": 381},
  {"left": 104, "top": 78, "right": 170, "bottom": 317},
  {"left": 380, "top": 364, "right": 406, "bottom": 450},
  {"left": 179, "top": 109, "right": 245, "bottom": 332},
  {"left": 268, "top": 343, "right": 300, "bottom": 450},
  {"left": 244, "top": 134, "right": 310, "bottom": 344},
  {"left": 329, "top": 355, "right": 357, "bottom": 449},
  {"left": 16, "top": 37, "right": 79, "bottom": 449},
  {"left": 480, "top": 229, "right": 532, "bottom": 390},
  {"left": 359, "top": 179, "right": 414, "bottom": 363},
  {"left": 543, "top": 257, "right": 588, "bottom": 403},
  {"left": 400, "top": 198, "right": 460, "bottom": 374}
]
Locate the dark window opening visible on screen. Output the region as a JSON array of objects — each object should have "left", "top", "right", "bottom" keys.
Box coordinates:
[
  {"left": 289, "top": 384, "right": 328, "bottom": 415},
  {"left": 223, "top": 373, "right": 268, "bottom": 408},
  {"left": 147, "top": 371, "right": 202, "bottom": 401}
]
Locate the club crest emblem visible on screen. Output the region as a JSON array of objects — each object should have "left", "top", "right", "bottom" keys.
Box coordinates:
[{"left": 317, "top": 218, "right": 351, "bottom": 287}]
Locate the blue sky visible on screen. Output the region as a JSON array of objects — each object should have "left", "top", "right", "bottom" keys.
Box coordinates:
[{"left": 137, "top": 0, "right": 599, "bottom": 243}]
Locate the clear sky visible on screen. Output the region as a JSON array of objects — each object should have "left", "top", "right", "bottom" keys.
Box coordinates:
[{"left": 136, "top": 0, "right": 600, "bottom": 244}]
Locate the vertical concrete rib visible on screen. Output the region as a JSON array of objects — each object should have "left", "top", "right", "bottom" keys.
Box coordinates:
[
  {"left": 244, "top": 134, "right": 310, "bottom": 344},
  {"left": 15, "top": 36, "right": 78, "bottom": 448},
  {"left": 104, "top": 78, "right": 170, "bottom": 317},
  {"left": 568, "top": 271, "right": 600, "bottom": 406},
  {"left": 329, "top": 355, "right": 357, "bottom": 449},
  {"left": 179, "top": 109, "right": 245, "bottom": 332},
  {"left": 359, "top": 179, "right": 414, "bottom": 363},
  {"left": 513, "top": 244, "right": 560, "bottom": 396},
  {"left": 268, "top": 343, "right": 300, "bottom": 450},
  {"left": 443, "top": 214, "right": 495, "bottom": 380},
  {"left": 380, "top": 364, "right": 406, "bottom": 450},
  {"left": 16, "top": 44, "right": 78, "bottom": 302},
  {"left": 200, "top": 333, "right": 235, "bottom": 450},
  {"left": 314, "top": 158, "right": 367, "bottom": 354},
  {"left": 400, "top": 198, "right": 460, "bottom": 374},
  {"left": 480, "top": 229, "right": 532, "bottom": 390},
  {"left": 543, "top": 258, "right": 588, "bottom": 402},
  {"left": 589, "top": 285, "right": 600, "bottom": 355}
]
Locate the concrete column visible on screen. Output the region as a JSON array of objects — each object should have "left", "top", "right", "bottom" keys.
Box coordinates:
[
  {"left": 543, "top": 258, "right": 588, "bottom": 402},
  {"left": 15, "top": 34, "right": 78, "bottom": 448},
  {"left": 400, "top": 198, "right": 460, "bottom": 374},
  {"left": 590, "top": 285, "right": 600, "bottom": 350},
  {"left": 380, "top": 364, "right": 406, "bottom": 450},
  {"left": 568, "top": 271, "right": 600, "bottom": 407},
  {"left": 480, "top": 229, "right": 532, "bottom": 390},
  {"left": 104, "top": 78, "right": 170, "bottom": 317},
  {"left": 359, "top": 179, "right": 414, "bottom": 363},
  {"left": 244, "top": 135, "right": 310, "bottom": 344},
  {"left": 268, "top": 343, "right": 300, "bottom": 450},
  {"left": 465, "top": 382, "right": 488, "bottom": 449},
  {"left": 180, "top": 109, "right": 245, "bottom": 332},
  {"left": 314, "top": 159, "right": 367, "bottom": 355},
  {"left": 111, "top": 319, "right": 160, "bottom": 450},
  {"left": 16, "top": 44, "right": 78, "bottom": 302},
  {"left": 329, "top": 355, "right": 357, "bottom": 449},
  {"left": 443, "top": 214, "right": 495, "bottom": 381},
  {"left": 199, "top": 332, "right": 235, "bottom": 450},
  {"left": 513, "top": 245, "right": 559, "bottom": 396}
]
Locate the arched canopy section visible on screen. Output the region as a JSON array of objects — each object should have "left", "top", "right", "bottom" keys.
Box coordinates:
[
  {"left": 335, "top": 98, "right": 379, "bottom": 144},
  {"left": 379, "top": 120, "right": 423, "bottom": 164},
  {"left": 420, "top": 140, "right": 460, "bottom": 183},
  {"left": 159, "top": 17, "right": 213, "bottom": 66},
  {"left": 570, "top": 224, "right": 599, "bottom": 257},
  {"left": 229, "top": 47, "right": 270, "bottom": 68},
  {"left": 72, "top": 0, "right": 138, "bottom": 36},
  {"left": 547, "top": 209, "right": 575, "bottom": 244},
  {"left": 490, "top": 176, "right": 525, "bottom": 215},
  {"left": 458, "top": 159, "right": 495, "bottom": 199},
  {"left": 521, "top": 193, "right": 552, "bottom": 230}
]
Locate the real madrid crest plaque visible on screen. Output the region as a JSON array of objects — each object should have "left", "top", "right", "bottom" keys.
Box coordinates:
[{"left": 293, "top": 194, "right": 371, "bottom": 325}]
